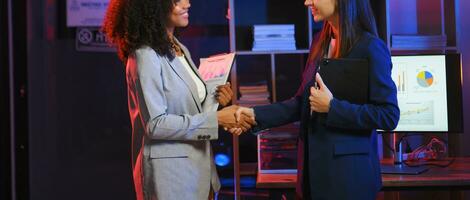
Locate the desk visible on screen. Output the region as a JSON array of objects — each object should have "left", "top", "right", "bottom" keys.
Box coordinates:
[
  {"left": 256, "top": 157, "right": 470, "bottom": 199},
  {"left": 381, "top": 157, "right": 470, "bottom": 189}
]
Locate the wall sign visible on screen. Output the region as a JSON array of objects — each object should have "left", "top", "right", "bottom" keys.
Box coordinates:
[{"left": 67, "top": 0, "right": 109, "bottom": 27}]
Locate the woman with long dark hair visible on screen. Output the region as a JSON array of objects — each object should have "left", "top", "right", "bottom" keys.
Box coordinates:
[
  {"left": 234, "top": 0, "right": 399, "bottom": 199},
  {"left": 102, "top": 0, "right": 254, "bottom": 199}
]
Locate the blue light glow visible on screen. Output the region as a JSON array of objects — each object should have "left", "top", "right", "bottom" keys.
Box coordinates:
[{"left": 214, "top": 154, "right": 230, "bottom": 166}]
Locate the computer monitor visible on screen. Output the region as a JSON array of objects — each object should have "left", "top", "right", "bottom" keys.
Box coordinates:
[{"left": 388, "top": 53, "right": 463, "bottom": 133}]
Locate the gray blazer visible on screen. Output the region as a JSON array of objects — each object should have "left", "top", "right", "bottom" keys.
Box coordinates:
[{"left": 126, "top": 39, "right": 221, "bottom": 200}]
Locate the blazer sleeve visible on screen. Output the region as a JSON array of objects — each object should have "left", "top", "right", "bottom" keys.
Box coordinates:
[
  {"left": 134, "top": 48, "right": 218, "bottom": 141},
  {"left": 252, "top": 95, "right": 302, "bottom": 133},
  {"left": 325, "top": 38, "right": 400, "bottom": 130}
]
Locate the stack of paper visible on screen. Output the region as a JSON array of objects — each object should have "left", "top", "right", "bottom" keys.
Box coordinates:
[
  {"left": 238, "top": 83, "right": 270, "bottom": 107},
  {"left": 391, "top": 35, "right": 447, "bottom": 49},
  {"left": 252, "top": 24, "right": 296, "bottom": 51}
]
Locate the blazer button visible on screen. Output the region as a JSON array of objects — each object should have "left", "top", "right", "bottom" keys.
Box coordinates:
[{"left": 322, "top": 59, "right": 329, "bottom": 65}]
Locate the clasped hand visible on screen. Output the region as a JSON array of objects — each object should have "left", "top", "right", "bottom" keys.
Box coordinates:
[
  {"left": 215, "top": 82, "right": 256, "bottom": 136},
  {"left": 217, "top": 105, "right": 256, "bottom": 136}
]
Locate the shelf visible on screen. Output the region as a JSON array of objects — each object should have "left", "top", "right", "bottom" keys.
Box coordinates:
[
  {"left": 390, "top": 46, "right": 458, "bottom": 55},
  {"left": 391, "top": 46, "right": 456, "bottom": 51},
  {"left": 240, "top": 162, "right": 258, "bottom": 175},
  {"left": 236, "top": 49, "right": 310, "bottom": 55},
  {"left": 382, "top": 0, "right": 457, "bottom": 51},
  {"left": 232, "top": 0, "right": 312, "bottom": 51},
  {"left": 256, "top": 173, "right": 297, "bottom": 189}
]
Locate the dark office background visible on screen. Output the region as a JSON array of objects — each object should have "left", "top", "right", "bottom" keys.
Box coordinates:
[{"left": 2, "top": 0, "right": 470, "bottom": 200}]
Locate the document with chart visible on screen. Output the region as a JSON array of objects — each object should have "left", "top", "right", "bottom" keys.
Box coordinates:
[
  {"left": 391, "top": 55, "right": 448, "bottom": 132},
  {"left": 198, "top": 53, "right": 235, "bottom": 112}
]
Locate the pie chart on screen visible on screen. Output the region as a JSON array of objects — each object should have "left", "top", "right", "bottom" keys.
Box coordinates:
[{"left": 417, "top": 71, "right": 434, "bottom": 87}]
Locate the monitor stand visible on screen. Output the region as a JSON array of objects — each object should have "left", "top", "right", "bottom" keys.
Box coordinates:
[
  {"left": 380, "top": 132, "right": 429, "bottom": 175},
  {"left": 381, "top": 163, "right": 429, "bottom": 175}
]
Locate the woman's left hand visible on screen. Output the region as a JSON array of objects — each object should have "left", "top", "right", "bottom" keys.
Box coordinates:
[
  {"left": 309, "top": 73, "right": 333, "bottom": 113},
  {"left": 216, "top": 82, "right": 233, "bottom": 107}
]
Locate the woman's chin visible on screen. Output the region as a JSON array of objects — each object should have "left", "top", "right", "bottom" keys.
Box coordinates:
[
  {"left": 313, "top": 16, "right": 323, "bottom": 23},
  {"left": 177, "top": 21, "right": 189, "bottom": 28}
]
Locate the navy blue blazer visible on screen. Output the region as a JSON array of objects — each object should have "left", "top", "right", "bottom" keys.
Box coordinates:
[{"left": 252, "top": 32, "right": 400, "bottom": 200}]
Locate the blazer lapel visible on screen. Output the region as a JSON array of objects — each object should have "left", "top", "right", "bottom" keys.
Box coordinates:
[
  {"left": 175, "top": 38, "right": 206, "bottom": 85},
  {"left": 176, "top": 38, "right": 209, "bottom": 102},
  {"left": 164, "top": 54, "right": 203, "bottom": 113}
]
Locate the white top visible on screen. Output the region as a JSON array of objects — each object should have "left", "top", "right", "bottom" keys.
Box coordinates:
[
  {"left": 327, "top": 38, "right": 336, "bottom": 58},
  {"left": 177, "top": 55, "right": 206, "bottom": 102}
]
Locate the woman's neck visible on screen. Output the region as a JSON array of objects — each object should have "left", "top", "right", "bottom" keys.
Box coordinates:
[
  {"left": 167, "top": 26, "right": 175, "bottom": 38},
  {"left": 327, "top": 15, "right": 340, "bottom": 39},
  {"left": 167, "top": 27, "right": 183, "bottom": 56},
  {"left": 326, "top": 15, "right": 340, "bottom": 58}
]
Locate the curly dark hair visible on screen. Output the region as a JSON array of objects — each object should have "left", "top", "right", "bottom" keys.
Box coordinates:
[{"left": 102, "top": 0, "right": 176, "bottom": 62}]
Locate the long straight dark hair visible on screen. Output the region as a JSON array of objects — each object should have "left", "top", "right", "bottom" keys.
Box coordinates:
[{"left": 308, "top": 0, "right": 378, "bottom": 63}]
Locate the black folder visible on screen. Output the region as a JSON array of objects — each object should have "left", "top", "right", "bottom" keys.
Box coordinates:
[{"left": 317, "top": 58, "right": 369, "bottom": 104}]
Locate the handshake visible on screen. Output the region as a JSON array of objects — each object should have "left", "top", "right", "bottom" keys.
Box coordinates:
[{"left": 216, "top": 105, "right": 256, "bottom": 136}]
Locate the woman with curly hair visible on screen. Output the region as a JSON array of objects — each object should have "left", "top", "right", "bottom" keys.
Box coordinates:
[{"left": 102, "top": 0, "right": 254, "bottom": 199}]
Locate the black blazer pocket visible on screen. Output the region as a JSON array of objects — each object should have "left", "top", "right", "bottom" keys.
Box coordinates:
[{"left": 333, "top": 140, "right": 370, "bottom": 156}]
